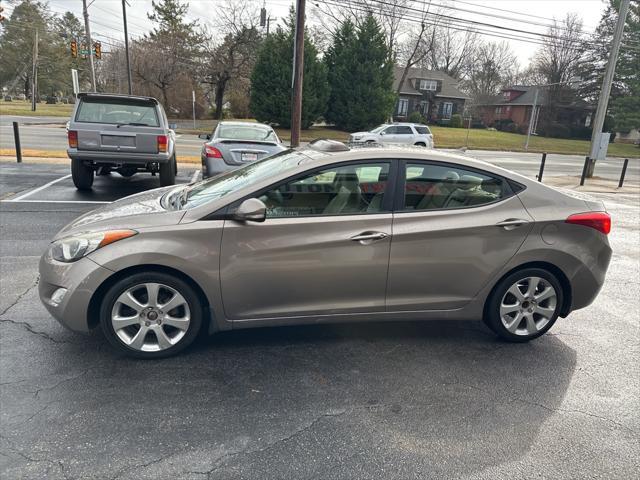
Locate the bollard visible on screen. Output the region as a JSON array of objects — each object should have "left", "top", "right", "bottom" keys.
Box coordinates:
[
  {"left": 13, "top": 121, "right": 22, "bottom": 163},
  {"left": 618, "top": 158, "right": 629, "bottom": 188},
  {"left": 580, "top": 156, "right": 589, "bottom": 186},
  {"left": 537, "top": 152, "right": 547, "bottom": 182}
]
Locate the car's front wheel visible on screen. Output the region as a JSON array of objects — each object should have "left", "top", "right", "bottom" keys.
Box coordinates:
[
  {"left": 71, "top": 159, "right": 94, "bottom": 190},
  {"left": 484, "top": 268, "right": 563, "bottom": 342},
  {"left": 100, "top": 272, "right": 203, "bottom": 358}
]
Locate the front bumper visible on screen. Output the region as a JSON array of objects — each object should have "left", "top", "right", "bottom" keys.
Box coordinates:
[
  {"left": 39, "top": 253, "right": 113, "bottom": 332},
  {"left": 68, "top": 149, "right": 172, "bottom": 164}
]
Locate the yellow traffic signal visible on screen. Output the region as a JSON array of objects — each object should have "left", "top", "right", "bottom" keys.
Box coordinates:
[
  {"left": 94, "top": 41, "right": 101, "bottom": 60},
  {"left": 70, "top": 40, "right": 78, "bottom": 58}
]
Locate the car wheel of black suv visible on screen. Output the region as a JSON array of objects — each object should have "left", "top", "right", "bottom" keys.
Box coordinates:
[
  {"left": 485, "top": 267, "right": 563, "bottom": 342},
  {"left": 159, "top": 156, "right": 176, "bottom": 186},
  {"left": 100, "top": 271, "right": 203, "bottom": 359},
  {"left": 71, "top": 158, "right": 94, "bottom": 190}
]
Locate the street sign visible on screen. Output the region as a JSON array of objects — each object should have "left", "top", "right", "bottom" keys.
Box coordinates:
[{"left": 71, "top": 69, "right": 79, "bottom": 96}]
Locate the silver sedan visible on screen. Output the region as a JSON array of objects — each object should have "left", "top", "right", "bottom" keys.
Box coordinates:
[{"left": 39, "top": 141, "right": 612, "bottom": 358}]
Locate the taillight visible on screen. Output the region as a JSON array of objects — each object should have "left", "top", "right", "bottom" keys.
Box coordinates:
[
  {"left": 204, "top": 145, "right": 223, "bottom": 158},
  {"left": 566, "top": 212, "right": 611, "bottom": 235},
  {"left": 157, "top": 135, "right": 168, "bottom": 153},
  {"left": 68, "top": 130, "right": 78, "bottom": 148}
]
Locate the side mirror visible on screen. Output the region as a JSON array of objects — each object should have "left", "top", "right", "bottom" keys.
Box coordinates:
[
  {"left": 232, "top": 198, "right": 266, "bottom": 223},
  {"left": 198, "top": 133, "right": 211, "bottom": 140},
  {"left": 169, "top": 123, "right": 177, "bottom": 130},
  {"left": 379, "top": 131, "right": 386, "bottom": 135}
]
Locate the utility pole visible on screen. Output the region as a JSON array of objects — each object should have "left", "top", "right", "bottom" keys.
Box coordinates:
[
  {"left": 290, "top": 0, "right": 306, "bottom": 148},
  {"left": 587, "top": 0, "right": 630, "bottom": 177},
  {"left": 524, "top": 87, "right": 539, "bottom": 151},
  {"left": 122, "top": 0, "right": 133, "bottom": 94},
  {"left": 82, "top": 0, "right": 97, "bottom": 92},
  {"left": 31, "top": 29, "right": 38, "bottom": 112}
]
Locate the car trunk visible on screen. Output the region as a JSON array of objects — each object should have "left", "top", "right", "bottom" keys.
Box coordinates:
[
  {"left": 76, "top": 123, "right": 162, "bottom": 154},
  {"left": 219, "top": 141, "right": 282, "bottom": 166}
]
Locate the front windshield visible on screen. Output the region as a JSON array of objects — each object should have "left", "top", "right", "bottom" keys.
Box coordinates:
[
  {"left": 183, "top": 150, "right": 307, "bottom": 209},
  {"left": 370, "top": 125, "right": 387, "bottom": 133},
  {"left": 217, "top": 124, "right": 278, "bottom": 142}
]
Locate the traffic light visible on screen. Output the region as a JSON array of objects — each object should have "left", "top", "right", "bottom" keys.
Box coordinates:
[
  {"left": 94, "top": 41, "right": 101, "bottom": 60},
  {"left": 70, "top": 40, "right": 78, "bottom": 58}
]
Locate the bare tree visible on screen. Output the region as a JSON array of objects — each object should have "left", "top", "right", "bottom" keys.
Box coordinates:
[
  {"left": 463, "top": 41, "right": 518, "bottom": 102},
  {"left": 423, "top": 26, "right": 479, "bottom": 79}
]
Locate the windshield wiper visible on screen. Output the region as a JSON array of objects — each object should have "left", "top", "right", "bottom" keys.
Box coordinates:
[{"left": 116, "top": 122, "right": 151, "bottom": 128}]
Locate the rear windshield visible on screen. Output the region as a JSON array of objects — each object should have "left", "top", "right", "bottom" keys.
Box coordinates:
[
  {"left": 217, "top": 124, "right": 278, "bottom": 142},
  {"left": 75, "top": 97, "right": 160, "bottom": 127},
  {"left": 415, "top": 126, "right": 431, "bottom": 135}
]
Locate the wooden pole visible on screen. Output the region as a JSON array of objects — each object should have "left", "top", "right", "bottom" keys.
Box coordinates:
[{"left": 290, "top": 0, "right": 305, "bottom": 148}]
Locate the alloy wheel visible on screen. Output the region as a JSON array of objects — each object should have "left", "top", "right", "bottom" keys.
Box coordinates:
[
  {"left": 111, "top": 282, "right": 191, "bottom": 352},
  {"left": 499, "top": 276, "right": 557, "bottom": 336}
]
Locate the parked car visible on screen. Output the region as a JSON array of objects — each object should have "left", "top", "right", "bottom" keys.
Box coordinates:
[
  {"left": 16, "top": 93, "right": 26, "bottom": 101},
  {"left": 39, "top": 140, "right": 611, "bottom": 358},
  {"left": 66, "top": 93, "right": 177, "bottom": 190},
  {"left": 349, "top": 123, "right": 434, "bottom": 147},
  {"left": 199, "top": 121, "right": 286, "bottom": 178}
]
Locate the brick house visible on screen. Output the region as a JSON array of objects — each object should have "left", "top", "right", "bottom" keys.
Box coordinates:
[
  {"left": 477, "top": 85, "right": 593, "bottom": 133},
  {"left": 393, "top": 67, "right": 469, "bottom": 122}
]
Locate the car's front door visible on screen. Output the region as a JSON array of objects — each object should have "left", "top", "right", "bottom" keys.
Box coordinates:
[
  {"left": 219, "top": 161, "right": 395, "bottom": 320},
  {"left": 386, "top": 161, "right": 533, "bottom": 311}
]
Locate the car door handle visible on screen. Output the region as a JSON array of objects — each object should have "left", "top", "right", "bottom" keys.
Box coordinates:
[
  {"left": 350, "top": 231, "right": 388, "bottom": 243},
  {"left": 495, "top": 219, "right": 530, "bottom": 230}
]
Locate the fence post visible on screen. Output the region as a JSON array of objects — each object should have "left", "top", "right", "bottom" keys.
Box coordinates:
[
  {"left": 580, "top": 156, "right": 590, "bottom": 186},
  {"left": 13, "top": 122, "right": 22, "bottom": 163},
  {"left": 537, "top": 152, "right": 547, "bottom": 182},
  {"left": 618, "top": 158, "right": 629, "bottom": 188}
]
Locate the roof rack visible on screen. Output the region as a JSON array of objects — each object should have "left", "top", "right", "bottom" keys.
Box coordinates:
[{"left": 306, "top": 138, "right": 350, "bottom": 152}]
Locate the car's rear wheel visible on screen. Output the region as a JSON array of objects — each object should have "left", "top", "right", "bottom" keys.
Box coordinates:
[
  {"left": 71, "top": 159, "right": 94, "bottom": 190},
  {"left": 414, "top": 142, "right": 427, "bottom": 147},
  {"left": 100, "top": 272, "right": 203, "bottom": 359},
  {"left": 159, "top": 156, "right": 176, "bottom": 186},
  {"left": 485, "top": 268, "right": 563, "bottom": 342}
]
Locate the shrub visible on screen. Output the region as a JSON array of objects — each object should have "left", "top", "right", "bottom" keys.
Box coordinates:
[
  {"left": 502, "top": 122, "right": 519, "bottom": 133},
  {"left": 408, "top": 111, "right": 424, "bottom": 124},
  {"left": 492, "top": 118, "right": 514, "bottom": 131},
  {"left": 450, "top": 114, "right": 463, "bottom": 128}
]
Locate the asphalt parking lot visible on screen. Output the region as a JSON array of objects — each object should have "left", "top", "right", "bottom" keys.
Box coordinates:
[{"left": 1, "top": 161, "right": 639, "bottom": 479}]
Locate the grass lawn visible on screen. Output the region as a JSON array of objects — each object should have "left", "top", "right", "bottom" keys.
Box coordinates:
[
  {"left": 0, "top": 100, "right": 74, "bottom": 117},
  {"left": 429, "top": 126, "right": 639, "bottom": 158}
]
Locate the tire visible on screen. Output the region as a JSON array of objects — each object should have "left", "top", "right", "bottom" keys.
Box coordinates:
[
  {"left": 71, "top": 158, "right": 94, "bottom": 190},
  {"left": 99, "top": 272, "right": 203, "bottom": 359},
  {"left": 414, "top": 142, "right": 427, "bottom": 147},
  {"left": 484, "top": 267, "right": 563, "bottom": 342},
  {"left": 159, "top": 156, "right": 176, "bottom": 186},
  {"left": 365, "top": 140, "right": 376, "bottom": 145}
]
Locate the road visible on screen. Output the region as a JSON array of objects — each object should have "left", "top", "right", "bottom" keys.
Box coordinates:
[
  {"left": 1, "top": 116, "right": 639, "bottom": 181},
  {"left": 0, "top": 162, "right": 638, "bottom": 479}
]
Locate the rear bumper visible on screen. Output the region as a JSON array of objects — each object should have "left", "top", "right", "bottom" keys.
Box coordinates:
[
  {"left": 202, "top": 157, "right": 239, "bottom": 178},
  {"left": 567, "top": 241, "right": 612, "bottom": 312},
  {"left": 68, "top": 149, "right": 172, "bottom": 164}
]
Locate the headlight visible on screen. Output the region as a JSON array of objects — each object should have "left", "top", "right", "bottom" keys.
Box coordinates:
[{"left": 49, "top": 230, "right": 137, "bottom": 263}]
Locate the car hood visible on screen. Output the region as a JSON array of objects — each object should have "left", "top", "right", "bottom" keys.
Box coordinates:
[
  {"left": 350, "top": 131, "right": 372, "bottom": 137},
  {"left": 54, "top": 186, "right": 186, "bottom": 240}
]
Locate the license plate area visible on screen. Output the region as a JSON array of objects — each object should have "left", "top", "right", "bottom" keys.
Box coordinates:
[
  {"left": 241, "top": 152, "right": 258, "bottom": 162},
  {"left": 101, "top": 135, "right": 136, "bottom": 147}
]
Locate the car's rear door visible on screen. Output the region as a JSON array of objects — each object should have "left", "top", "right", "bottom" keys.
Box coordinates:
[
  {"left": 386, "top": 160, "right": 533, "bottom": 311},
  {"left": 219, "top": 160, "right": 396, "bottom": 321},
  {"left": 74, "top": 96, "right": 163, "bottom": 154}
]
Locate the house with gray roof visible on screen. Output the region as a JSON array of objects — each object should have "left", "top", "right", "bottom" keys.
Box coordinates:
[{"left": 393, "top": 66, "right": 469, "bottom": 122}]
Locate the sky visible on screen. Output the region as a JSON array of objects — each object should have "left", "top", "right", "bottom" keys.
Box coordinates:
[{"left": 4, "top": 0, "right": 611, "bottom": 66}]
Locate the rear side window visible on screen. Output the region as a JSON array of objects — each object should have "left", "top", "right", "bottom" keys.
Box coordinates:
[
  {"left": 415, "top": 126, "right": 431, "bottom": 135},
  {"left": 76, "top": 98, "right": 160, "bottom": 127},
  {"left": 403, "top": 162, "right": 509, "bottom": 211},
  {"left": 396, "top": 126, "right": 413, "bottom": 134}
]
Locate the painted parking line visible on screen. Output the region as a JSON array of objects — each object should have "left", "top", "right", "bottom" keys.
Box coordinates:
[
  {"left": 190, "top": 169, "right": 201, "bottom": 183},
  {"left": 7, "top": 174, "right": 72, "bottom": 202}
]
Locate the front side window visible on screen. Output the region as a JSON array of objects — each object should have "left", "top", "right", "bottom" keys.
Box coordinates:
[
  {"left": 76, "top": 98, "right": 160, "bottom": 126},
  {"left": 258, "top": 162, "right": 390, "bottom": 218},
  {"left": 403, "top": 162, "right": 507, "bottom": 211}
]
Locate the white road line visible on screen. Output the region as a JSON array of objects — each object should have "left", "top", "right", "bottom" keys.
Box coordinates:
[
  {"left": 2, "top": 199, "right": 111, "bottom": 204},
  {"left": 7, "top": 174, "right": 72, "bottom": 202},
  {"left": 190, "top": 169, "right": 201, "bottom": 183}
]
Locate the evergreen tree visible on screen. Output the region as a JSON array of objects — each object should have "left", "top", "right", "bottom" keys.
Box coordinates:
[
  {"left": 324, "top": 14, "right": 395, "bottom": 131},
  {"left": 250, "top": 11, "right": 328, "bottom": 129}
]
